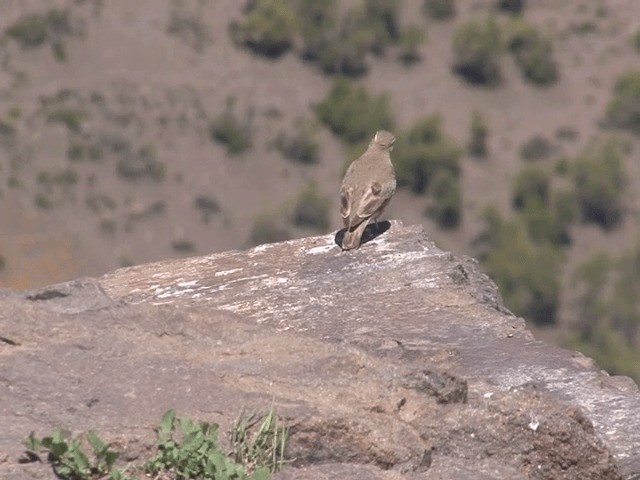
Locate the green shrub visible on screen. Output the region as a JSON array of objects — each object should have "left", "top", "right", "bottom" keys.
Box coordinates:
[
  {"left": 315, "top": 78, "right": 394, "bottom": 144},
  {"left": 229, "top": 0, "right": 296, "bottom": 57},
  {"left": 506, "top": 19, "right": 558, "bottom": 86},
  {"left": 476, "top": 207, "right": 562, "bottom": 325},
  {"left": 296, "top": 0, "right": 413, "bottom": 75},
  {"left": 496, "top": 0, "right": 526, "bottom": 14},
  {"left": 520, "top": 134, "right": 553, "bottom": 160},
  {"left": 632, "top": 29, "right": 640, "bottom": 54},
  {"left": 6, "top": 13, "right": 50, "bottom": 47},
  {"left": 398, "top": 24, "right": 426, "bottom": 65},
  {"left": 247, "top": 214, "right": 292, "bottom": 247},
  {"left": 424, "top": 0, "right": 456, "bottom": 20},
  {"left": 167, "top": 8, "right": 211, "bottom": 52},
  {"left": 511, "top": 164, "right": 575, "bottom": 245},
  {"left": 555, "top": 126, "right": 578, "bottom": 142},
  {"left": 314, "top": 15, "right": 373, "bottom": 76},
  {"left": 292, "top": 182, "right": 330, "bottom": 231},
  {"left": 360, "top": 0, "right": 401, "bottom": 55},
  {"left": 5, "top": 8, "right": 75, "bottom": 61},
  {"left": 394, "top": 115, "right": 462, "bottom": 194},
  {"left": 116, "top": 145, "right": 166, "bottom": 182},
  {"left": 427, "top": 169, "right": 462, "bottom": 228},
  {"left": 0, "top": 108, "right": 20, "bottom": 135},
  {"left": 468, "top": 110, "right": 488, "bottom": 157},
  {"left": 519, "top": 196, "right": 572, "bottom": 246},
  {"left": 512, "top": 164, "right": 549, "bottom": 210},
  {"left": 549, "top": 188, "right": 577, "bottom": 243},
  {"left": 605, "top": 69, "right": 640, "bottom": 134},
  {"left": 5, "top": 8, "right": 72, "bottom": 47},
  {"left": 274, "top": 120, "right": 320, "bottom": 164},
  {"left": 210, "top": 98, "right": 252, "bottom": 155},
  {"left": 67, "top": 141, "right": 104, "bottom": 162},
  {"left": 171, "top": 239, "right": 196, "bottom": 253},
  {"left": 568, "top": 243, "right": 640, "bottom": 382},
  {"left": 610, "top": 239, "right": 640, "bottom": 342},
  {"left": 295, "top": 0, "right": 337, "bottom": 61},
  {"left": 86, "top": 193, "right": 117, "bottom": 214},
  {"left": 573, "top": 137, "right": 626, "bottom": 228},
  {"left": 46, "top": 107, "right": 86, "bottom": 133},
  {"left": 453, "top": 17, "right": 502, "bottom": 85}
]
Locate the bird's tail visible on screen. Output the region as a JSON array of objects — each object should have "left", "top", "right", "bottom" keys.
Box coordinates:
[{"left": 341, "top": 220, "right": 370, "bottom": 250}]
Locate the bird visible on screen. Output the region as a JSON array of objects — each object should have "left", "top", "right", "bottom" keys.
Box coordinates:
[{"left": 339, "top": 130, "right": 396, "bottom": 250}]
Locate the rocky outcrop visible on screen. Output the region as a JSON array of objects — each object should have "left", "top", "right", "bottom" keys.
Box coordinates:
[{"left": 1, "top": 222, "right": 638, "bottom": 479}]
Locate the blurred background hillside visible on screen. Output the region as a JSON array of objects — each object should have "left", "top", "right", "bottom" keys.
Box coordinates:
[{"left": 0, "top": 0, "right": 639, "bottom": 382}]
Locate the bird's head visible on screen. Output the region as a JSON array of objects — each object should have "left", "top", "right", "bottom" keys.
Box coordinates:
[{"left": 371, "top": 130, "right": 396, "bottom": 151}]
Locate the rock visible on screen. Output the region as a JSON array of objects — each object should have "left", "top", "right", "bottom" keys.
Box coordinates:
[{"left": 1, "top": 221, "right": 638, "bottom": 479}]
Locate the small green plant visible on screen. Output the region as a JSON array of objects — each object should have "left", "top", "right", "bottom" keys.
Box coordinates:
[
  {"left": 229, "top": 0, "right": 296, "bottom": 58},
  {"left": 292, "top": 181, "right": 330, "bottom": 231},
  {"left": 0, "top": 108, "right": 20, "bottom": 135},
  {"left": 194, "top": 194, "right": 221, "bottom": 223},
  {"left": 23, "top": 429, "right": 133, "bottom": 480},
  {"left": 605, "top": 69, "right": 640, "bottom": 134},
  {"left": 210, "top": 98, "right": 253, "bottom": 155},
  {"left": 167, "top": 7, "right": 211, "bottom": 52},
  {"left": 555, "top": 126, "right": 578, "bottom": 142},
  {"left": 315, "top": 78, "right": 394, "bottom": 144},
  {"left": 274, "top": 120, "right": 320, "bottom": 164},
  {"left": 468, "top": 110, "right": 488, "bottom": 158},
  {"left": 520, "top": 134, "right": 553, "bottom": 160},
  {"left": 424, "top": 0, "right": 456, "bottom": 20},
  {"left": 496, "top": 0, "right": 526, "bottom": 14},
  {"left": 145, "top": 409, "right": 275, "bottom": 479},
  {"left": 34, "top": 192, "right": 54, "bottom": 210},
  {"left": 452, "top": 16, "right": 502, "bottom": 85},
  {"left": 230, "top": 407, "right": 288, "bottom": 474}
]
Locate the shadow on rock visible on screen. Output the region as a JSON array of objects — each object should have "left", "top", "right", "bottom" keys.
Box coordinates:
[{"left": 334, "top": 221, "right": 391, "bottom": 249}]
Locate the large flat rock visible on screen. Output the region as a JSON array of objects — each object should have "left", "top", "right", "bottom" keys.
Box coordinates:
[{"left": 1, "top": 222, "right": 638, "bottom": 479}]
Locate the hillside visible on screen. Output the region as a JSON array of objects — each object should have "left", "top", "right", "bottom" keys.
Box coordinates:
[{"left": 0, "top": 0, "right": 639, "bottom": 379}]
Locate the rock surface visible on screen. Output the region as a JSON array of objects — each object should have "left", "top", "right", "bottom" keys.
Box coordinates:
[{"left": 1, "top": 222, "right": 639, "bottom": 479}]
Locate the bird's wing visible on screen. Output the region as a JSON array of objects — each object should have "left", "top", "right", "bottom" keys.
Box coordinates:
[
  {"left": 354, "top": 182, "right": 387, "bottom": 219},
  {"left": 340, "top": 184, "right": 352, "bottom": 226}
]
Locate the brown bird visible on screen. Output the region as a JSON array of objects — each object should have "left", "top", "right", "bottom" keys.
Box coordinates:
[{"left": 340, "top": 130, "right": 396, "bottom": 250}]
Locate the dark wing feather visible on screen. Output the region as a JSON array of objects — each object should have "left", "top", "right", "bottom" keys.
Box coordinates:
[
  {"left": 355, "top": 183, "right": 387, "bottom": 219},
  {"left": 340, "top": 185, "right": 352, "bottom": 227}
]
